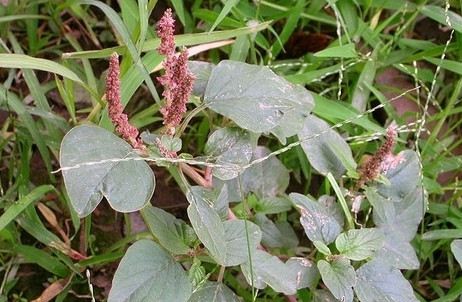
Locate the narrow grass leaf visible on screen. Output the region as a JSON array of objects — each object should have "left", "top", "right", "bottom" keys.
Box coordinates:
[
  {"left": 78, "top": 0, "right": 159, "bottom": 106},
  {"left": 15, "top": 245, "right": 69, "bottom": 277},
  {"left": 425, "top": 57, "right": 462, "bottom": 75},
  {"left": 314, "top": 43, "right": 358, "bottom": 58},
  {"left": 0, "top": 14, "right": 48, "bottom": 23},
  {"left": 62, "top": 21, "right": 271, "bottom": 59},
  {"left": 351, "top": 46, "right": 378, "bottom": 111},
  {"left": 0, "top": 54, "right": 83, "bottom": 84},
  {"left": 421, "top": 5, "right": 462, "bottom": 33},
  {"left": 0, "top": 88, "right": 53, "bottom": 174},
  {"left": 312, "top": 92, "right": 384, "bottom": 133},
  {"left": 0, "top": 185, "right": 54, "bottom": 232},
  {"left": 422, "top": 229, "right": 462, "bottom": 241},
  {"left": 209, "top": 0, "right": 240, "bottom": 33}
]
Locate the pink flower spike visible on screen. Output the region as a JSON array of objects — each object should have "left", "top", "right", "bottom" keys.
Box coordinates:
[
  {"left": 156, "top": 10, "right": 195, "bottom": 133},
  {"left": 106, "top": 52, "right": 143, "bottom": 149},
  {"left": 358, "top": 125, "right": 399, "bottom": 187}
]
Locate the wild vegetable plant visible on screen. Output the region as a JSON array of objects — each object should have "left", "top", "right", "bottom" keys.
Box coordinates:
[
  {"left": 2, "top": 1, "right": 462, "bottom": 301},
  {"left": 57, "top": 9, "right": 427, "bottom": 302}
]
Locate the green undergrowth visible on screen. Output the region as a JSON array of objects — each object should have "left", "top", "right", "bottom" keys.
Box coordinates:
[{"left": 0, "top": 0, "right": 462, "bottom": 301}]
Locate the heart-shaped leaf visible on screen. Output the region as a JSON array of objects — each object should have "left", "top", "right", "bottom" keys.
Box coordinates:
[
  {"left": 299, "top": 115, "right": 356, "bottom": 178},
  {"left": 108, "top": 240, "right": 192, "bottom": 302},
  {"left": 355, "top": 260, "right": 419, "bottom": 302},
  {"left": 318, "top": 258, "right": 355, "bottom": 302},
  {"left": 60, "top": 125, "right": 155, "bottom": 217},
  {"left": 204, "top": 60, "right": 313, "bottom": 142}
]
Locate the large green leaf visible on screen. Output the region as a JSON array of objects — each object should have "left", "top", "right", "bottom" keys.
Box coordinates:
[
  {"left": 336, "top": 228, "right": 385, "bottom": 261},
  {"left": 188, "top": 282, "right": 241, "bottom": 302},
  {"left": 242, "top": 146, "right": 290, "bottom": 198},
  {"left": 451, "top": 240, "right": 462, "bottom": 267},
  {"left": 108, "top": 240, "right": 192, "bottom": 302},
  {"left": 290, "top": 193, "right": 342, "bottom": 245},
  {"left": 241, "top": 249, "right": 297, "bottom": 295},
  {"left": 187, "top": 187, "right": 261, "bottom": 266},
  {"left": 365, "top": 150, "right": 425, "bottom": 269},
  {"left": 318, "top": 258, "right": 355, "bottom": 302},
  {"left": 254, "top": 214, "right": 299, "bottom": 249},
  {"left": 204, "top": 127, "right": 257, "bottom": 180},
  {"left": 222, "top": 219, "right": 262, "bottom": 266},
  {"left": 141, "top": 205, "right": 194, "bottom": 255},
  {"left": 187, "top": 188, "right": 227, "bottom": 264},
  {"left": 355, "top": 260, "right": 419, "bottom": 302},
  {"left": 286, "top": 257, "right": 319, "bottom": 290},
  {"left": 60, "top": 125, "right": 155, "bottom": 217},
  {"left": 204, "top": 60, "right": 313, "bottom": 141},
  {"left": 299, "top": 115, "right": 356, "bottom": 178}
]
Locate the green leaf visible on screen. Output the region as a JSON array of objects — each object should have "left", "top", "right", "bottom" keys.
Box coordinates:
[
  {"left": 204, "top": 127, "right": 257, "bottom": 180},
  {"left": 313, "top": 290, "right": 338, "bottom": 302},
  {"left": 60, "top": 125, "right": 155, "bottom": 217},
  {"left": 366, "top": 150, "right": 426, "bottom": 269},
  {"left": 0, "top": 54, "right": 83, "bottom": 84},
  {"left": 318, "top": 258, "right": 355, "bottom": 302},
  {"left": 451, "top": 240, "right": 462, "bottom": 267},
  {"left": 63, "top": 22, "right": 271, "bottom": 59},
  {"left": 187, "top": 189, "right": 227, "bottom": 264},
  {"left": 188, "top": 282, "right": 241, "bottom": 302},
  {"left": 187, "top": 187, "right": 261, "bottom": 266},
  {"left": 311, "top": 92, "right": 384, "bottom": 133},
  {"left": 0, "top": 185, "right": 54, "bottom": 232},
  {"left": 15, "top": 245, "right": 69, "bottom": 277},
  {"left": 222, "top": 219, "right": 261, "bottom": 266},
  {"left": 421, "top": 5, "right": 462, "bottom": 33},
  {"left": 241, "top": 249, "right": 297, "bottom": 295},
  {"left": 290, "top": 193, "right": 342, "bottom": 245},
  {"left": 188, "top": 61, "right": 215, "bottom": 96},
  {"left": 314, "top": 43, "right": 358, "bottom": 58},
  {"left": 208, "top": 0, "right": 240, "bottom": 32},
  {"left": 141, "top": 205, "right": 193, "bottom": 254},
  {"left": 355, "top": 261, "right": 419, "bottom": 302},
  {"left": 425, "top": 57, "right": 462, "bottom": 75},
  {"left": 299, "top": 115, "right": 356, "bottom": 178},
  {"left": 255, "top": 196, "right": 292, "bottom": 214},
  {"left": 336, "top": 228, "right": 385, "bottom": 261},
  {"left": 313, "top": 241, "right": 332, "bottom": 256},
  {"left": 204, "top": 60, "right": 313, "bottom": 140},
  {"left": 108, "top": 240, "right": 192, "bottom": 302},
  {"left": 254, "top": 214, "right": 299, "bottom": 249},
  {"left": 242, "top": 146, "right": 290, "bottom": 198},
  {"left": 286, "top": 257, "right": 319, "bottom": 289}
]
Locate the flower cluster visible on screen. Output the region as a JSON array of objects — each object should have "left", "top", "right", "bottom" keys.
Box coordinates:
[
  {"left": 156, "top": 8, "right": 195, "bottom": 134},
  {"left": 106, "top": 52, "right": 143, "bottom": 149},
  {"left": 358, "top": 125, "right": 403, "bottom": 187}
]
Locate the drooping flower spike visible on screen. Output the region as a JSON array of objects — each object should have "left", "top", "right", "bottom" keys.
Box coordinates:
[{"left": 106, "top": 52, "right": 143, "bottom": 149}]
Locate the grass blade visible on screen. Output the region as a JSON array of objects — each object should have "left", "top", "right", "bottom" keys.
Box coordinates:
[{"left": 0, "top": 185, "right": 54, "bottom": 232}]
